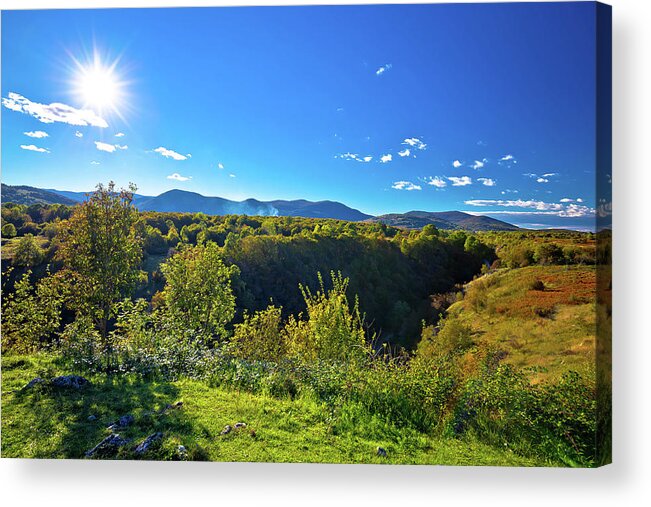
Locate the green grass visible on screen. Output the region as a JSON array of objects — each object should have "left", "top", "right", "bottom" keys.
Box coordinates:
[{"left": 1, "top": 353, "right": 552, "bottom": 466}]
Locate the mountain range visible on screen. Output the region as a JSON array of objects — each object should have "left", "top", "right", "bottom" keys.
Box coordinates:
[{"left": 1, "top": 184, "right": 518, "bottom": 231}]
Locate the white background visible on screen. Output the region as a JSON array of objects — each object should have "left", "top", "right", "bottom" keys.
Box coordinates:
[{"left": 1, "top": 0, "right": 649, "bottom": 505}]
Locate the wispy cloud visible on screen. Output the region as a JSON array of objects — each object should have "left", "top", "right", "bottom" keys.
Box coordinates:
[
  {"left": 95, "top": 141, "right": 127, "bottom": 153},
  {"left": 336, "top": 152, "right": 373, "bottom": 163},
  {"left": 392, "top": 180, "right": 421, "bottom": 191},
  {"left": 24, "top": 130, "right": 48, "bottom": 138},
  {"left": 477, "top": 177, "right": 496, "bottom": 186},
  {"left": 167, "top": 173, "right": 192, "bottom": 181},
  {"left": 477, "top": 140, "right": 488, "bottom": 147},
  {"left": 380, "top": 154, "right": 393, "bottom": 163},
  {"left": 402, "top": 137, "right": 427, "bottom": 151},
  {"left": 376, "top": 63, "right": 392, "bottom": 76},
  {"left": 75, "top": 131, "right": 83, "bottom": 138},
  {"left": 498, "top": 154, "right": 517, "bottom": 167},
  {"left": 2, "top": 92, "right": 107, "bottom": 127},
  {"left": 217, "top": 162, "right": 225, "bottom": 170},
  {"left": 229, "top": 173, "right": 236, "bottom": 178},
  {"left": 500, "top": 154, "right": 515, "bottom": 162},
  {"left": 448, "top": 176, "right": 472, "bottom": 186},
  {"left": 471, "top": 159, "right": 487, "bottom": 170},
  {"left": 542, "top": 172, "right": 558, "bottom": 177},
  {"left": 91, "top": 161, "right": 100, "bottom": 165},
  {"left": 452, "top": 160, "right": 462, "bottom": 168},
  {"left": 464, "top": 198, "right": 595, "bottom": 217},
  {"left": 398, "top": 148, "right": 411, "bottom": 157},
  {"left": 115, "top": 132, "right": 125, "bottom": 137},
  {"left": 536, "top": 177, "right": 549, "bottom": 183},
  {"left": 501, "top": 189, "right": 519, "bottom": 195},
  {"left": 154, "top": 146, "right": 189, "bottom": 161},
  {"left": 20, "top": 144, "right": 49, "bottom": 153},
  {"left": 425, "top": 176, "right": 447, "bottom": 188}
]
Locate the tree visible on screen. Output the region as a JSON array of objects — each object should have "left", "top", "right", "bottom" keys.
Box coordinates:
[
  {"left": 232, "top": 304, "right": 285, "bottom": 361},
  {"left": 13, "top": 233, "right": 44, "bottom": 267},
  {"left": 57, "top": 182, "right": 144, "bottom": 354},
  {"left": 159, "top": 241, "right": 238, "bottom": 343},
  {"left": 2, "top": 222, "right": 17, "bottom": 238}
]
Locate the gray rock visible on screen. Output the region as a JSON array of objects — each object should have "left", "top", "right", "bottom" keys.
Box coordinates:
[
  {"left": 85, "top": 434, "right": 129, "bottom": 458},
  {"left": 234, "top": 422, "right": 247, "bottom": 429},
  {"left": 220, "top": 425, "right": 232, "bottom": 435},
  {"left": 50, "top": 375, "right": 90, "bottom": 389},
  {"left": 376, "top": 447, "right": 387, "bottom": 458},
  {"left": 107, "top": 414, "right": 135, "bottom": 431},
  {"left": 23, "top": 377, "right": 45, "bottom": 390},
  {"left": 177, "top": 445, "right": 188, "bottom": 459},
  {"left": 134, "top": 432, "right": 163, "bottom": 454}
]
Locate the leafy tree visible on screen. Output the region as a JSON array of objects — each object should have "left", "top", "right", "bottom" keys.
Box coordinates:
[
  {"left": 2, "top": 222, "right": 17, "bottom": 238},
  {"left": 13, "top": 233, "right": 44, "bottom": 267},
  {"left": 57, "top": 182, "right": 144, "bottom": 353},
  {"left": 533, "top": 243, "right": 564, "bottom": 265},
  {"left": 159, "top": 241, "right": 238, "bottom": 343},
  {"left": 1, "top": 270, "right": 63, "bottom": 352}
]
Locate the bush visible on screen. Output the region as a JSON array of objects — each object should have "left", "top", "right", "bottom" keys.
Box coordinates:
[
  {"left": 13, "top": 234, "right": 44, "bottom": 267},
  {"left": 232, "top": 305, "right": 286, "bottom": 362},
  {"left": 529, "top": 279, "right": 546, "bottom": 291},
  {"left": 2, "top": 222, "right": 17, "bottom": 238}
]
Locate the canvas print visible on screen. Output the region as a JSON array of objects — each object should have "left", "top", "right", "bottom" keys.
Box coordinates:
[{"left": 1, "top": 2, "right": 611, "bottom": 466}]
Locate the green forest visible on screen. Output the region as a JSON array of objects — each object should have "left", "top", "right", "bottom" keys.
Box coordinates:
[{"left": 1, "top": 182, "right": 611, "bottom": 466}]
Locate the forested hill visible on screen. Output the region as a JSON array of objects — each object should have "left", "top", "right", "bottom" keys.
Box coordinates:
[
  {"left": 1, "top": 184, "right": 77, "bottom": 206},
  {"left": 367, "top": 211, "right": 519, "bottom": 232}
]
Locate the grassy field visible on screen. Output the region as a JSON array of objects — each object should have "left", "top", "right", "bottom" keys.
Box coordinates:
[
  {"left": 446, "top": 265, "right": 597, "bottom": 383},
  {"left": 1, "top": 353, "right": 552, "bottom": 466}
]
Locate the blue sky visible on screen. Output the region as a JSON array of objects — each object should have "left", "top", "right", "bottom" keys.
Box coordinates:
[{"left": 2, "top": 3, "right": 601, "bottom": 229}]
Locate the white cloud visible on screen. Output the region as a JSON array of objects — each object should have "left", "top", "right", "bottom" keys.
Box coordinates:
[
  {"left": 376, "top": 63, "right": 392, "bottom": 76},
  {"left": 426, "top": 176, "right": 447, "bottom": 188},
  {"left": 24, "top": 130, "right": 48, "bottom": 138},
  {"left": 402, "top": 137, "right": 427, "bottom": 150},
  {"left": 115, "top": 132, "right": 125, "bottom": 137},
  {"left": 542, "top": 172, "right": 558, "bottom": 177},
  {"left": 75, "top": 131, "right": 83, "bottom": 138},
  {"left": 448, "top": 176, "right": 472, "bottom": 186},
  {"left": 154, "top": 146, "right": 189, "bottom": 161},
  {"left": 20, "top": 144, "right": 49, "bottom": 153},
  {"left": 392, "top": 180, "right": 421, "bottom": 191},
  {"left": 91, "top": 161, "right": 100, "bottom": 165},
  {"left": 115, "top": 144, "right": 128, "bottom": 150},
  {"left": 336, "top": 152, "right": 373, "bottom": 163},
  {"left": 501, "top": 189, "right": 519, "bottom": 195},
  {"left": 217, "top": 162, "right": 225, "bottom": 170},
  {"left": 95, "top": 141, "right": 117, "bottom": 153},
  {"left": 477, "top": 140, "right": 488, "bottom": 146},
  {"left": 398, "top": 148, "right": 411, "bottom": 157},
  {"left": 576, "top": 198, "right": 584, "bottom": 203},
  {"left": 380, "top": 154, "right": 393, "bottom": 163},
  {"left": 452, "top": 160, "right": 462, "bottom": 168},
  {"left": 471, "top": 159, "right": 486, "bottom": 170},
  {"left": 536, "top": 177, "right": 549, "bottom": 183},
  {"left": 229, "top": 173, "right": 236, "bottom": 178},
  {"left": 500, "top": 154, "right": 515, "bottom": 161},
  {"left": 477, "top": 177, "right": 496, "bottom": 186},
  {"left": 167, "top": 173, "right": 192, "bottom": 181},
  {"left": 560, "top": 198, "right": 573, "bottom": 203},
  {"left": 463, "top": 198, "right": 595, "bottom": 217},
  {"left": 2, "top": 92, "right": 108, "bottom": 127}
]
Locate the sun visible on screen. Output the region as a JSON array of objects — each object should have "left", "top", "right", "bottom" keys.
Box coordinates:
[
  {"left": 78, "top": 64, "right": 118, "bottom": 109},
  {"left": 70, "top": 50, "right": 129, "bottom": 118}
]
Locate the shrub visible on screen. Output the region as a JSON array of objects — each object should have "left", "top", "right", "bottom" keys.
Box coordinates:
[
  {"left": 13, "top": 234, "right": 44, "bottom": 267},
  {"left": 2, "top": 222, "right": 17, "bottom": 238},
  {"left": 529, "top": 279, "right": 546, "bottom": 291},
  {"left": 232, "top": 305, "right": 286, "bottom": 362}
]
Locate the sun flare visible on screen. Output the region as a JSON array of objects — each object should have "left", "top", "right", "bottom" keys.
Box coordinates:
[{"left": 70, "top": 51, "right": 128, "bottom": 119}]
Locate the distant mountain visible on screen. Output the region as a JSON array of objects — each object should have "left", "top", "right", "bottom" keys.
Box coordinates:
[
  {"left": 45, "top": 189, "right": 151, "bottom": 206},
  {"left": 367, "top": 210, "right": 519, "bottom": 232},
  {"left": 1, "top": 184, "right": 77, "bottom": 206}
]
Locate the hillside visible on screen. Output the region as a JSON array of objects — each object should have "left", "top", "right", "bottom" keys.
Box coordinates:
[
  {"left": 441, "top": 265, "right": 598, "bottom": 382},
  {"left": 1, "top": 184, "right": 77, "bottom": 206},
  {"left": 368, "top": 210, "right": 519, "bottom": 232}
]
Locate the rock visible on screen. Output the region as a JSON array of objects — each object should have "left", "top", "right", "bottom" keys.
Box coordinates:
[
  {"left": 234, "top": 422, "right": 247, "bottom": 429},
  {"left": 220, "top": 425, "right": 232, "bottom": 435},
  {"left": 87, "top": 415, "right": 97, "bottom": 422},
  {"left": 23, "top": 377, "right": 45, "bottom": 390},
  {"left": 134, "top": 432, "right": 163, "bottom": 455},
  {"left": 50, "top": 375, "right": 90, "bottom": 389},
  {"left": 107, "top": 414, "right": 135, "bottom": 431},
  {"left": 376, "top": 447, "right": 387, "bottom": 458},
  {"left": 177, "top": 445, "right": 188, "bottom": 459},
  {"left": 85, "top": 434, "right": 129, "bottom": 458}
]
